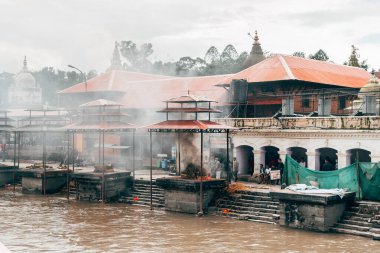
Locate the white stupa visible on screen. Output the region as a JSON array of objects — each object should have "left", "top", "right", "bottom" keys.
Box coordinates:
[{"left": 8, "top": 56, "right": 42, "bottom": 107}]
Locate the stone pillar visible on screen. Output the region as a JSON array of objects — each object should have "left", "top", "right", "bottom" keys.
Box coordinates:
[
  {"left": 306, "top": 151, "right": 320, "bottom": 170},
  {"left": 279, "top": 149, "right": 292, "bottom": 161},
  {"left": 370, "top": 153, "right": 380, "bottom": 163},
  {"left": 253, "top": 149, "right": 265, "bottom": 170},
  {"left": 337, "top": 151, "right": 351, "bottom": 169}
]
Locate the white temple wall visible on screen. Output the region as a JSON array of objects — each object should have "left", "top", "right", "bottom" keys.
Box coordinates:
[{"left": 232, "top": 130, "right": 380, "bottom": 171}]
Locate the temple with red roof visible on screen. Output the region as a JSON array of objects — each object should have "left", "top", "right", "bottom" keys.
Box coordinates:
[{"left": 59, "top": 42, "right": 371, "bottom": 119}]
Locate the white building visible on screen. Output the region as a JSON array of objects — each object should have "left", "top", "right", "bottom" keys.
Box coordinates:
[{"left": 8, "top": 56, "right": 42, "bottom": 107}]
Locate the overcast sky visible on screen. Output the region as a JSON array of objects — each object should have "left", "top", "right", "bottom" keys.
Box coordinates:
[{"left": 1, "top": 0, "right": 379, "bottom": 73}]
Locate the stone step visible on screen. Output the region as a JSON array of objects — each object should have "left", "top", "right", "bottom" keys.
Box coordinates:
[
  {"left": 126, "top": 195, "right": 165, "bottom": 201},
  {"left": 331, "top": 227, "right": 373, "bottom": 238},
  {"left": 235, "top": 191, "right": 271, "bottom": 197},
  {"left": 218, "top": 200, "right": 279, "bottom": 209},
  {"left": 343, "top": 215, "right": 372, "bottom": 223},
  {"left": 222, "top": 197, "right": 279, "bottom": 205},
  {"left": 217, "top": 206, "right": 278, "bottom": 216},
  {"left": 370, "top": 228, "right": 380, "bottom": 240},
  {"left": 218, "top": 211, "right": 276, "bottom": 223},
  {"left": 129, "top": 191, "right": 164, "bottom": 198},
  {"left": 239, "top": 194, "right": 273, "bottom": 201},
  {"left": 340, "top": 219, "right": 372, "bottom": 227},
  {"left": 121, "top": 198, "right": 165, "bottom": 206},
  {"left": 132, "top": 189, "right": 164, "bottom": 195},
  {"left": 218, "top": 199, "right": 278, "bottom": 208},
  {"left": 344, "top": 211, "right": 372, "bottom": 219},
  {"left": 126, "top": 201, "right": 165, "bottom": 208},
  {"left": 336, "top": 223, "right": 371, "bottom": 232}
]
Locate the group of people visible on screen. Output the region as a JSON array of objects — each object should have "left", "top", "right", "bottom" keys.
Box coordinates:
[
  {"left": 258, "top": 158, "right": 284, "bottom": 184},
  {"left": 209, "top": 156, "right": 224, "bottom": 178}
]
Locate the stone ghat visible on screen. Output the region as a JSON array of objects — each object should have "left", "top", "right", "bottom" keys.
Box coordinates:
[
  {"left": 73, "top": 171, "right": 132, "bottom": 202},
  {"left": 271, "top": 190, "right": 356, "bottom": 232},
  {"left": 119, "top": 180, "right": 165, "bottom": 208},
  {"left": 156, "top": 177, "right": 227, "bottom": 214},
  {"left": 19, "top": 169, "right": 69, "bottom": 194},
  {"left": 215, "top": 190, "right": 280, "bottom": 224},
  {"left": 0, "top": 165, "right": 18, "bottom": 187},
  {"left": 331, "top": 201, "right": 380, "bottom": 240}
]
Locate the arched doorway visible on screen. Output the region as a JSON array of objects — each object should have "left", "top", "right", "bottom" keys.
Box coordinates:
[
  {"left": 318, "top": 147, "right": 337, "bottom": 171},
  {"left": 349, "top": 149, "right": 371, "bottom": 164},
  {"left": 263, "top": 146, "right": 279, "bottom": 168},
  {"left": 288, "top": 147, "right": 308, "bottom": 166},
  {"left": 235, "top": 145, "right": 254, "bottom": 175}
]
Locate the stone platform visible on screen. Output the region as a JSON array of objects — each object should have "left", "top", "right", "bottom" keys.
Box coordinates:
[
  {"left": 156, "top": 177, "right": 227, "bottom": 214},
  {"left": 0, "top": 164, "right": 18, "bottom": 187},
  {"left": 270, "top": 189, "right": 356, "bottom": 232},
  {"left": 20, "top": 169, "right": 68, "bottom": 194},
  {"left": 72, "top": 171, "right": 132, "bottom": 202}
]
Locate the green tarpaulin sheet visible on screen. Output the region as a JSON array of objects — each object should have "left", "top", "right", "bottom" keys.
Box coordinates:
[{"left": 284, "top": 155, "right": 380, "bottom": 201}]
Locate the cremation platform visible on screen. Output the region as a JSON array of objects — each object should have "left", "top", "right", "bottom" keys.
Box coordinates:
[
  {"left": 270, "top": 190, "right": 356, "bottom": 232},
  {"left": 156, "top": 177, "right": 227, "bottom": 214},
  {"left": 20, "top": 169, "right": 68, "bottom": 194},
  {"left": 72, "top": 171, "right": 132, "bottom": 202},
  {"left": 0, "top": 164, "right": 18, "bottom": 187}
]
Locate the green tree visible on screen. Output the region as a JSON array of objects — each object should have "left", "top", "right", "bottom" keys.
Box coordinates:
[
  {"left": 308, "top": 49, "right": 329, "bottom": 61},
  {"left": 119, "top": 40, "right": 153, "bottom": 71},
  {"left": 293, "top": 51, "right": 305, "bottom": 58},
  {"left": 204, "top": 46, "right": 220, "bottom": 64},
  {"left": 33, "top": 68, "right": 95, "bottom": 106}
]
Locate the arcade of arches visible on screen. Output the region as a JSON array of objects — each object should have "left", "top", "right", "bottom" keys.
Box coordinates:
[{"left": 232, "top": 130, "right": 379, "bottom": 175}]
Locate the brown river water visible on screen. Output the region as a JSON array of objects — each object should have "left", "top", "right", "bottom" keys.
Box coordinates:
[{"left": 0, "top": 190, "right": 379, "bottom": 253}]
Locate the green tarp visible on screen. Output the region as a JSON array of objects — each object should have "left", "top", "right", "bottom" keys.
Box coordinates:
[{"left": 284, "top": 155, "right": 380, "bottom": 201}]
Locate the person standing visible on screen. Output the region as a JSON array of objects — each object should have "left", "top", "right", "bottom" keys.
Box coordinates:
[
  {"left": 233, "top": 157, "right": 239, "bottom": 182},
  {"left": 299, "top": 158, "right": 306, "bottom": 167},
  {"left": 321, "top": 157, "right": 334, "bottom": 171},
  {"left": 277, "top": 158, "right": 285, "bottom": 184}
]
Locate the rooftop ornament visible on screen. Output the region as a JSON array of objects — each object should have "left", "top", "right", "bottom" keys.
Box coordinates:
[{"left": 145, "top": 92, "right": 235, "bottom": 213}]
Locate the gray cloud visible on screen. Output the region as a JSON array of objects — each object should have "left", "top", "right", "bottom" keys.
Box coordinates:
[
  {"left": 0, "top": 0, "right": 379, "bottom": 72},
  {"left": 358, "top": 33, "right": 380, "bottom": 44}
]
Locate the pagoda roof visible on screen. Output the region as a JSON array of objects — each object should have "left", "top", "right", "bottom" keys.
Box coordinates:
[
  {"left": 157, "top": 108, "right": 221, "bottom": 113},
  {"left": 79, "top": 99, "right": 124, "bottom": 107},
  {"left": 58, "top": 70, "right": 174, "bottom": 94},
  {"left": 62, "top": 121, "right": 135, "bottom": 132},
  {"left": 222, "top": 54, "right": 371, "bottom": 88},
  {"left": 59, "top": 70, "right": 232, "bottom": 109},
  {"left": 164, "top": 94, "right": 216, "bottom": 103}
]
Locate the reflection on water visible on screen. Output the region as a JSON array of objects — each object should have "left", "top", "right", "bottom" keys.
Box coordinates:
[{"left": 0, "top": 190, "right": 379, "bottom": 253}]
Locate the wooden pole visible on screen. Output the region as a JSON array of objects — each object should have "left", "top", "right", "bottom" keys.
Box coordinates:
[
  {"left": 102, "top": 130, "right": 105, "bottom": 202},
  {"left": 17, "top": 132, "right": 20, "bottom": 168},
  {"left": 72, "top": 132, "right": 75, "bottom": 173},
  {"left": 199, "top": 130, "right": 203, "bottom": 214},
  {"left": 150, "top": 131, "right": 153, "bottom": 210},
  {"left": 98, "top": 131, "right": 101, "bottom": 164},
  {"left": 13, "top": 132, "right": 16, "bottom": 193},
  {"left": 67, "top": 131, "right": 70, "bottom": 200},
  {"left": 356, "top": 149, "right": 361, "bottom": 199},
  {"left": 226, "top": 130, "right": 230, "bottom": 184},
  {"left": 132, "top": 130, "right": 135, "bottom": 186},
  {"left": 43, "top": 131, "right": 46, "bottom": 196},
  {"left": 178, "top": 132, "right": 181, "bottom": 175}
]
